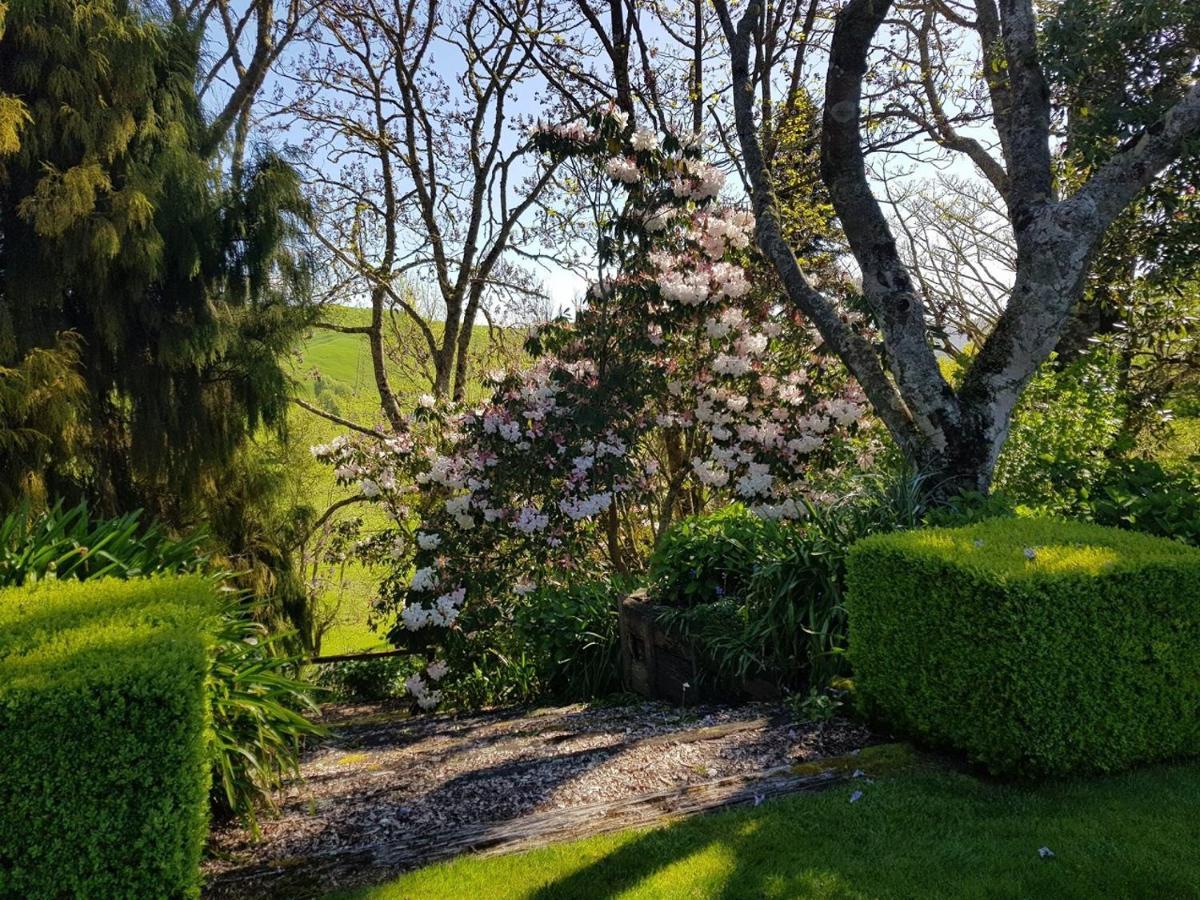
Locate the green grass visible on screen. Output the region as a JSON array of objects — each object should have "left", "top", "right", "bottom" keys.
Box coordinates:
[
  {"left": 333, "top": 760, "right": 1200, "bottom": 899},
  {"left": 313, "top": 561, "right": 391, "bottom": 657}
]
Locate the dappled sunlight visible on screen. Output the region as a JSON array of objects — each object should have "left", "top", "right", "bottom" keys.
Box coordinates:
[{"left": 613, "top": 841, "right": 740, "bottom": 899}]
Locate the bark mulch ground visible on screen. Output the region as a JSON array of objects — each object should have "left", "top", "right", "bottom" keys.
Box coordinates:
[{"left": 204, "top": 699, "right": 876, "bottom": 898}]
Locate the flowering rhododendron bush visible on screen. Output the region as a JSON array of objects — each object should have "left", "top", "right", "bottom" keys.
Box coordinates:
[{"left": 313, "top": 107, "right": 872, "bottom": 708}]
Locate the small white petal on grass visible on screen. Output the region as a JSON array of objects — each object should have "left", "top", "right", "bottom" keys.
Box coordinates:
[
  {"left": 849, "top": 790, "right": 863, "bottom": 803},
  {"left": 1038, "top": 847, "right": 1055, "bottom": 858}
]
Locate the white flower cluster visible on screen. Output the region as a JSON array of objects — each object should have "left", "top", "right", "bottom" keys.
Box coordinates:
[
  {"left": 711, "top": 262, "right": 750, "bottom": 300},
  {"left": 559, "top": 491, "right": 613, "bottom": 520},
  {"left": 657, "top": 268, "right": 710, "bottom": 306},
  {"left": 644, "top": 206, "right": 674, "bottom": 233},
  {"left": 419, "top": 453, "right": 468, "bottom": 489},
  {"left": 532, "top": 118, "right": 593, "bottom": 142},
  {"left": 825, "top": 397, "right": 865, "bottom": 426},
  {"left": 734, "top": 462, "right": 774, "bottom": 498},
  {"left": 696, "top": 210, "right": 754, "bottom": 258},
  {"left": 401, "top": 586, "right": 465, "bottom": 630},
  {"left": 445, "top": 493, "right": 476, "bottom": 529},
  {"left": 713, "top": 353, "right": 753, "bottom": 376},
  {"left": 404, "top": 673, "right": 442, "bottom": 710},
  {"left": 605, "top": 156, "right": 641, "bottom": 184},
  {"left": 409, "top": 566, "right": 439, "bottom": 592},
  {"left": 691, "top": 457, "right": 730, "bottom": 487},
  {"left": 631, "top": 128, "right": 659, "bottom": 152},
  {"left": 672, "top": 159, "right": 725, "bottom": 200},
  {"left": 513, "top": 506, "right": 549, "bottom": 534}
]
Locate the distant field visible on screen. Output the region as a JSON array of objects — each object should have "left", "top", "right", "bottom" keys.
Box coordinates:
[{"left": 292, "top": 306, "right": 518, "bottom": 655}]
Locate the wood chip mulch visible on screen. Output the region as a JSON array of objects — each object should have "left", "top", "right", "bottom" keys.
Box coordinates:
[{"left": 203, "top": 699, "right": 875, "bottom": 898}]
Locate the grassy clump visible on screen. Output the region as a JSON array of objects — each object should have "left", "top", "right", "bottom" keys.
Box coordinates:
[
  {"left": 847, "top": 518, "right": 1200, "bottom": 776},
  {"left": 0, "top": 576, "right": 218, "bottom": 897}
]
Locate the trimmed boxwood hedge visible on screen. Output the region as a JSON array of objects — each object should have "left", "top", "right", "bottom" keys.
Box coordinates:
[
  {"left": 0, "top": 576, "right": 219, "bottom": 897},
  {"left": 847, "top": 518, "right": 1200, "bottom": 777}
]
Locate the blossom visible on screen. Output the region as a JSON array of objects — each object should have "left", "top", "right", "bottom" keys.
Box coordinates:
[
  {"left": 631, "top": 128, "right": 659, "bottom": 152},
  {"left": 427, "top": 659, "right": 449, "bottom": 681},
  {"left": 513, "top": 506, "right": 550, "bottom": 534},
  {"left": 712, "top": 262, "right": 750, "bottom": 300},
  {"left": 513, "top": 579, "right": 538, "bottom": 596},
  {"left": 559, "top": 491, "right": 613, "bottom": 520},
  {"left": 418, "top": 393, "right": 436, "bottom": 409},
  {"left": 713, "top": 353, "right": 753, "bottom": 376},
  {"left": 644, "top": 206, "right": 674, "bottom": 233},
  {"left": 691, "top": 457, "right": 731, "bottom": 487},
  {"left": 788, "top": 434, "right": 824, "bottom": 454},
  {"left": 735, "top": 463, "right": 774, "bottom": 498},
  {"left": 736, "top": 333, "right": 769, "bottom": 357},
  {"left": 607, "top": 106, "right": 630, "bottom": 130},
  {"left": 417, "top": 531, "right": 442, "bottom": 550},
  {"left": 826, "top": 398, "right": 864, "bottom": 426},
  {"left": 673, "top": 159, "right": 725, "bottom": 200},
  {"left": 658, "top": 269, "right": 709, "bottom": 306},
  {"left": 410, "top": 566, "right": 438, "bottom": 592},
  {"left": 540, "top": 118, "right": 592, "bottom": 142},
  {"left": 445, "top": 494, "right": 472, "bottom": 516},
  {"left": 605, "top": 156, "right": 640, "bottom": 184}
]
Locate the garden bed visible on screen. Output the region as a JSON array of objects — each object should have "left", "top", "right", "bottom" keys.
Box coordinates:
[{"left": 204, "top": 700, "right": 874, "bottom": 898}]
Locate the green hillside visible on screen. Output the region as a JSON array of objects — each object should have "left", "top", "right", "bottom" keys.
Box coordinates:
[{"left": 290, "top": 306, "right": 520, "bottom": 656}]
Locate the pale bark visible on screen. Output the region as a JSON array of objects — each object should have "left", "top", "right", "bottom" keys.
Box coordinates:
[{"left": 714, "top": 0, "right": 1200, "bottom": 492}]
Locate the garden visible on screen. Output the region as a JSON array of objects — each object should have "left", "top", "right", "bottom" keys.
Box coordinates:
[{"left": 1, "top": 0, "right": 1199, "bottom": 897}]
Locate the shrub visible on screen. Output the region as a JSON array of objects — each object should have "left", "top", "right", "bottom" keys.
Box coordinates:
[
  {"left": 1080, "top": 459, "right": 1200, "bottom": 546},
  {"left": 658, "top": 473, "right": 932, "bottom": 694},
  {"left": 0, "top": 576, "right": 218, "bottom": 897},
  {"left": 514, "top": 577, "right": 630, "bottom": 701},
  {"left": 649, "top": 504, "right": 792, "bottom": 608},
  {"left": 0, "top": 501, "right": 207, "bottom": 587},
  {"left": 848, "top": 518, "right": 1200, "bottom": 776},
  {"left": 0, "top": 501, "right": 324, "bottom": 831},
  {"left": 315, "top": 654, "right": 415, "bottom": 702},
  {"left": 208, "top": 610, "right": 325, "bottom": 835}
]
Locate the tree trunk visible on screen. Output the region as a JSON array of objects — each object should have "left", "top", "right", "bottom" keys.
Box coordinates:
[{"left": 369, "top": 287, "right": 407, "bottom": 430}]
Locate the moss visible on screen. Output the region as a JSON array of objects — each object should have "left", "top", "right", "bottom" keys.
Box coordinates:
[{"left": 789, "top": 742, "right": 926, "bottom": 778}]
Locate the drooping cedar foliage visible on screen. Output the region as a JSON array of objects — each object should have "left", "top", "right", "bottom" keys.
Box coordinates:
[{"left": 0, "top": 0, "right": 313, "bottom": 514}]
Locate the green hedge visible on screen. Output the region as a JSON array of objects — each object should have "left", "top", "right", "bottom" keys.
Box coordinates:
[
  {"left": 0, "top": 576, "right": 219, "bottom": 897},
  {"left": 847, "top": 518, "right": 1200, "bottom": 776}
]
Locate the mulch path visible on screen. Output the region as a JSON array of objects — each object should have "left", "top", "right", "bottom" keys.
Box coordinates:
[{"left": 204, "top": 699, "right": 876, "bottom": 898}]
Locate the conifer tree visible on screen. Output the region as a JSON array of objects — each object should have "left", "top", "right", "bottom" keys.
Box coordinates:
[{"left": 0, "top": 0, "right": 313, "bottom": 513}]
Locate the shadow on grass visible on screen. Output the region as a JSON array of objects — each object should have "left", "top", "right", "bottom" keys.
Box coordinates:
[{"left": 460, "top": 760, "right": 1200, "bottom": 900}]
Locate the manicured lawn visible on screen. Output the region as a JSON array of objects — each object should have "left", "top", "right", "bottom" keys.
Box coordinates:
[{"left": 335, "top": 760, "right": 1200, "bottom": 899}]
